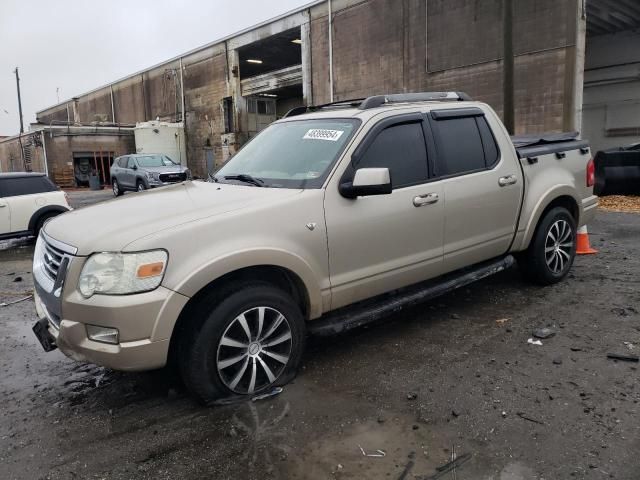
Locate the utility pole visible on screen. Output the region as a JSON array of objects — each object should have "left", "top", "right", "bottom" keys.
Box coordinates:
[
  {"left": 13, "top": 67, "right": 24, "bottom": 134},
  {"left": 502, "top": 0, "right": 514, "bottom": 135}
]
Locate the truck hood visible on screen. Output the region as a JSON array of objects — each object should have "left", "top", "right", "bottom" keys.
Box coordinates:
[{"left": 44, "top": 181, "right": 302, "bottom": 255}]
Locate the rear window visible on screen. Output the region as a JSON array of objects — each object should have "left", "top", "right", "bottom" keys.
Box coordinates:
[
  {"left": 0, "top": 176, "right": 57, "bottom": 197},
  {"left": 431, "top": 115, "right": 500, "bottom": 176}
]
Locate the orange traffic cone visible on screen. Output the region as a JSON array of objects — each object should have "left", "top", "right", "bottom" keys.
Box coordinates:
[{"left": 576, "top": 225, "right": 597, "bottom": 255}]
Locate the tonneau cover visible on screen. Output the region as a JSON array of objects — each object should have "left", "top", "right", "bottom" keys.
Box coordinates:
[
  {"left": 512, "top": 131, "right": 588, "bottom": 158},
  {"left": 510, "top": 131, "right": 579, "bottom": 148}
]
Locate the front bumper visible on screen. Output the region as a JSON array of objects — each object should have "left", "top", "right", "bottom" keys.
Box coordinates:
[{"left": 34, "top": 281, "right": 189, "bottom": 372}]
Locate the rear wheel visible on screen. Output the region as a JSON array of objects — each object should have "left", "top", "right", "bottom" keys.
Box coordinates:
[
  {"left": 179, "top": 283, "right": 305, "bottom": 404},
  {"left": 518, "top": 207, "right": 576, "bottom": 285},
  {"left": 34, "top": 212, "right": 60, "bottom": 237}
]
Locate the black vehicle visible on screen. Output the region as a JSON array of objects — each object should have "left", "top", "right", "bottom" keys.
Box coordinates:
[
  {"left": 110, "top": 154, "right": 191, "bottom": 196},
  {"left": 594, "top": 143, "right": 640, "bottom": 195}
]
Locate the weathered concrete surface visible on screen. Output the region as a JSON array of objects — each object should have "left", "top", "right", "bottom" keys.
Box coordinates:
[{"left": 0, "top": 210, "right": 639, "bottom": 479}]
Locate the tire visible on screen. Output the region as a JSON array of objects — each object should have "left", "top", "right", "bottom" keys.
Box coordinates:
[
  {"left": 34, "top": 212, "right": 60, "bottom": 237},
  {"left": 137, "top": 180, "right": 146, "bottom": 192},
  {"left": 112, "top": 179, "right": 123, "bottom": 197},
  {"left": 179, "top": 282, "right": 306, "bottom": 404},
  {"left": 518, "top": 206, "right": 577, "bottom": 285}
]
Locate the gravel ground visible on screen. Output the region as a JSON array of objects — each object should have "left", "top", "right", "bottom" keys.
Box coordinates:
[
  {"left": 598, "top": 195, "right": 640, "bottom": 214},
  {"left": 0, "top": 210, "right": 638, "bottom": 480}
]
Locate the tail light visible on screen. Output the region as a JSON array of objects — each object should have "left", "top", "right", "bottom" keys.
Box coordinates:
[{"left": 586, "top": 158, "right": 595, "bottom": 187}]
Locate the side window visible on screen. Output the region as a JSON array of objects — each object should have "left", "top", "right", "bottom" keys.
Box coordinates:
[
  {"left": 127, "top": 157, "right": 136, "bottom": 169},
  {"left": 477, "top": 117, "right": 500, "bottom": 167},
  {"left": 431, "top": 117, "right": 485, "bottom": 176},
  {"left": 0, "top": 177, "right": 53, "bottom": 197},
  {"left": 355, "top": 122, "right": 429, "bottom": 189}
]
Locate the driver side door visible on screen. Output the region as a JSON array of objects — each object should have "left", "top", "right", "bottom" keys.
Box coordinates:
[
  {"left": 324, "top": 114, "right": 445, "bottom": 310},
  {"left": 124, "top": 157, "right": 137, "bottom": 188}
]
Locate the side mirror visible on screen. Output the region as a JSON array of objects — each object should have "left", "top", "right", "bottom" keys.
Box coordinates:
[
  {"left": 131, "top": 164, "right": 138, "bottom": 170},
  {"left": 339, "top": 168, "right": 392, "bottom": 199}
]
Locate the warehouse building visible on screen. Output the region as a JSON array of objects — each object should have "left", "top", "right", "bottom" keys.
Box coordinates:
[{"left": 1, "top": 0, "right": 639, "bottom": 184}]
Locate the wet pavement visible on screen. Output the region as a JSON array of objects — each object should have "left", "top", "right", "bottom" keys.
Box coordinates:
[{"left": 1, "top": 210, "right": 639, "bottom": 479}]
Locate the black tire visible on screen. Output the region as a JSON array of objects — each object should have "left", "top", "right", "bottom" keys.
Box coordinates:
[
  {"left": 179, "top": 282, "right": 306, "bottom": 405},
  {"left": 112, "top": 179, "right": 123, "bottom": 197},
  {"left": 34, "top": 212, "right": 60, "bottom": 237},
  {"left": 136, "top": 180, "right": 146, "bottom": 192},
  {"left": 518, "top": 206, "right": 577, "bottom": 285}
]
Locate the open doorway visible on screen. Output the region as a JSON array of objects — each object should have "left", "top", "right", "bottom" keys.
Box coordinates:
[
  {"left": 246, "top": 84, "right": 304, "bottom": 137},
  {"left": 73, "top": 151, "right": 114, "bottom": 187}
]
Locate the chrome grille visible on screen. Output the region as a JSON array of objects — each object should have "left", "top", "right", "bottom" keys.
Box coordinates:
[
  {"left": 159, "top": 172, "right": 186, "bottom": 183},
  {"left": 42, "top": 241, "right": 65, "bottom": 281},
  {"left": 33, "top": 232, "right": 77, "bottom": 295}
]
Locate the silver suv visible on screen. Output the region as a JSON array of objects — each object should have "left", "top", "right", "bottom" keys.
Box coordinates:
[
  {"left": 33, "top": 92, "right": 597, "bottom": 404},
  {"left": 110, "top": 154, "right": 190, "bottom": 196}
]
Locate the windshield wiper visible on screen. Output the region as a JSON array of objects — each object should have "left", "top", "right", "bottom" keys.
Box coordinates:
[{"left": 223, "top": 174, "right": 265, "bottom": 187}]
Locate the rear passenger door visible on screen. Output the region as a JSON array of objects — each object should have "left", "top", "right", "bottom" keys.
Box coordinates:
[
  {"left": 325, "top": 114, "right": 445, "bottom": 310},
  {"left": 428, "top": 107, "right": 523, "bottom": 271}
]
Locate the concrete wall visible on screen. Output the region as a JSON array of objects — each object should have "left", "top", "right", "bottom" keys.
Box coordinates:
[
  {"left": 310, "top": 0, "right": 581, "bottom": 134},
  {"left": 582, "top": 30, "right": 640, "bottom": 153},
  {"left": 0, "top": 132, "right": 46, "bottom": 173},
  {"left": 34, "top": 0, "right": 584, "bottom": 180}
]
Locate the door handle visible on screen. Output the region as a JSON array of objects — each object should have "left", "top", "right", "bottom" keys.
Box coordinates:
[
  {"left": 498, "top": 175, "right": 517, "bottom": 187},
  {"left": 413, "top": 193, "right": 439, "bottom": 207}
]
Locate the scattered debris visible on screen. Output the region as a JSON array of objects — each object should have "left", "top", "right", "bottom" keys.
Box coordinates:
[
  {"left": 552, "top": 358, "right": 563, "bottom": 365},
  {"left": 623, "top": 342, "right": 635, "bottom": 350},
  {"left": 450, "top": 313, "right": 461, "bottom": 319},
  {"left": 417, "top": 452, "right": 472, "bottom": 479},
  {"left": 407, "top": 393, "right": 418, "bottom": 400},
  {"left": 451, "top": 409, "right": 460, "bottom": 417},
  {"left": 533, "top": 327, "right": 555, "bottom": 339},
  {"left": 397, "top": 460, "right": 415, "bottom": 480},
  {"left": 252, "top": 386, "right": 283, "bottom": 402},
  {"left": 495, "top": 318, "right": 510, "bottom": 325},
  {"left": 570, "top": 347, "right": 583, "bottom": 352},
  {"left": 607, "top": 352, "right": 639, "bottom": 363},
  {"left": 598, "top": 195, "right": 640, "bottom": 214},
  {"left": 501, "top": 411, "right": 507, "bottom": 418},
  {"left": 0, "top": 294, "right": 33, "bottom": 307},
  {"left": 12, "top": 276, "right": 23, "bottom": 283},
  {"left": 527, "top": 338, "right": 543, "bottom": 346},
  {"left": 358, "top": 445, "right": 386, "bottom": 457},
  {"left": 516, "top": 412, "right": 544, "bottom": 425}
]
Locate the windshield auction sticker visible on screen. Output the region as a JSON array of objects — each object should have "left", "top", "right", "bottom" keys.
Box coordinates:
[{"left": 303, "top": 129, "right": 344, "bottom": 141}]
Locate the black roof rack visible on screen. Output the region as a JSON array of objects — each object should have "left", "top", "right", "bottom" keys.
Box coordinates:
[{"left": 283, "top": 92, "right": 471, "bottom": 118}]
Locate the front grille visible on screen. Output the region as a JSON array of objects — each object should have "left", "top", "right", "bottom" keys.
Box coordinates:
[
  {"left": 34, "top": 232, "right": 77, "bottom": 295},
  {"left": 159, "top": 172, "right": 186, "bottom": 183},
  {"left": 42, "top": 240, "right": 65, "bottom": 281}
]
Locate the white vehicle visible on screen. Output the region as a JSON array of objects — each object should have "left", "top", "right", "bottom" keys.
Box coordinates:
[{"left": 0, "top": 172, "right": 70, "bottom": 240}]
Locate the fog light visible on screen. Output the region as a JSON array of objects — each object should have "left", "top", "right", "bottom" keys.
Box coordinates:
[{"left": 86, "top": 325, "right": 119, "bottom": 344}]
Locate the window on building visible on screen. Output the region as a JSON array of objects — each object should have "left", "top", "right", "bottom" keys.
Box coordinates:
[
  {"left": 355, "top": 122, "right": 429, "bottom": 189},
  {"left": 223, "top": 97, "right": 234, "bottom": 134},
  {"left": 432, "top": 117, "right": 487, "bottom": 176}
]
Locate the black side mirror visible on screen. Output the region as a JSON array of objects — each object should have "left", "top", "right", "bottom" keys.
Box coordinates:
[
  {"left": 131, "top": 164, "right": 137, "bottom": 170},
  {"left": 339, "top": 168, "right": 392, "bottom": 199}
]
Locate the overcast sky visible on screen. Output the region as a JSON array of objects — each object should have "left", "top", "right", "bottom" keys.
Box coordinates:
[{"left": 0, "top": 0, "right": 311, "bottom": 136}]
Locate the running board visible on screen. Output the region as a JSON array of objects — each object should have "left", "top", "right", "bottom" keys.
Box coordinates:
[{"left": 309, "top": 255, "right": 515, "bottom": 337}]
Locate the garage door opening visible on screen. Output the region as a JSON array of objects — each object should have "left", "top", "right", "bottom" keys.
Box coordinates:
[{"left": 247, "top": 84, "right": 304, "bottom": 137}]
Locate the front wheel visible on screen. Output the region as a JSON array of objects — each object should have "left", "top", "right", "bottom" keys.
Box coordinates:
[
  {"left": 136, "top": 180, "right": 146, "bottom": 192},
  {"left": 179, "top": 283, "right": 306, "bottom": 404},
  {"left": 112, "top": 179, "right": 123, "bottom": 197},
  {"left": 517, "top": 206, "right": 577, "bottom": 285}
]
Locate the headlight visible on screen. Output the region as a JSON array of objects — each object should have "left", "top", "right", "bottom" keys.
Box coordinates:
[
  {"left": 152, "top": 172, "right": 161, "bottom": 181},
  {"left": 78, "top": 250, "right": 168, "bottom": 298}
]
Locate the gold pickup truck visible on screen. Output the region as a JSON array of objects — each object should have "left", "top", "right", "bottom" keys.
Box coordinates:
[{"left": 32, "top": 92, "right": 598, "bottom": 403}]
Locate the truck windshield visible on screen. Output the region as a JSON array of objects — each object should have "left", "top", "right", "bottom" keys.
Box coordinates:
[{"left": 214, "top": 118, "right": 360, "bottom": 188}]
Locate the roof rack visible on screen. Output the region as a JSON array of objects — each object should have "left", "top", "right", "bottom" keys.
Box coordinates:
[{"left": 283, "top": 92, "right": 471, "bottom": 118}]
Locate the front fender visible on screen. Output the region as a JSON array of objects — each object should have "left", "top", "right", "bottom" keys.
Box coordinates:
[{"left": 170, "top": 248, "right": 324, "bottom": 319}]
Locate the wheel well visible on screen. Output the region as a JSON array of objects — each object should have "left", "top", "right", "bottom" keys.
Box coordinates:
[
  {"left": 541, "top": 195, "right": 579, "bottom": 223},
  {"left": 167, "top": 265, "right": 310, "bottom": 367},
  {"left": 28, "top": 206, "right": 67, "bottom": 233}
]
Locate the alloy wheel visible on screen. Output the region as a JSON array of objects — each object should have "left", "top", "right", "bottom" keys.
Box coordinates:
[
  {"left": 216, "top": 306, "right": 293, "bottom": 395},
  {"left": 113, "top": 181, "right": 119, "bottom": 196},
  {"left": 544, "top": 219, "right": 573, "bottom": 274}
]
